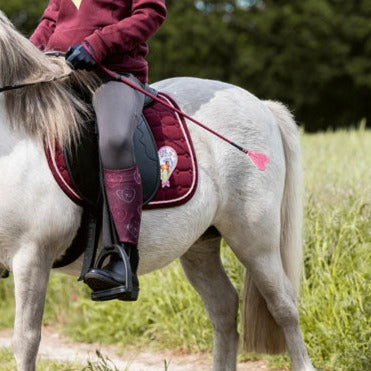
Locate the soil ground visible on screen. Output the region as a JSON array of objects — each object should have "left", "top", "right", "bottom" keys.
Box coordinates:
[{"left": 0, "top": 327, "right": 278, "bottom": 370}]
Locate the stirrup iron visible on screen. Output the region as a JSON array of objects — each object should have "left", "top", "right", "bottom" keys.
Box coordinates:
[{"left": 89, "top": 244, "right": 138, "bottom": 302}]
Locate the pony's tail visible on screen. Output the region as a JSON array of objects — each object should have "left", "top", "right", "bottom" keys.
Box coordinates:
[{"left": 242, "top": 101, "right": 303, "bottom": 354}]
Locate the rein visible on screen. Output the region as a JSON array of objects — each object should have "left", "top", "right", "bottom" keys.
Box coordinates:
[
  {"left": 0, "top": 48, "right": 269, "bottom": 171},
  {"left": 0, "top": 73, "right": 72, "bottom": 93}
]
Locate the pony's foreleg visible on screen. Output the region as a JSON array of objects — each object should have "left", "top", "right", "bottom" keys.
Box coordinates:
[
  {"left": 180, "top": 235, "right": 239, "bottom": 371},
  {"left": 11, "top": 242, "right": 53, "bottom": 371}
]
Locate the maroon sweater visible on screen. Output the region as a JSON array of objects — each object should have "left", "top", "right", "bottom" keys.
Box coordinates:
[{"left": 30, "top": 0, "right": 167, "bottom": 82}]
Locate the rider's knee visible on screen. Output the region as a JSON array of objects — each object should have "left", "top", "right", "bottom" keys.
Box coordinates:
[{"left": 100, "top": 133, "right": 133, "bottom": 157}]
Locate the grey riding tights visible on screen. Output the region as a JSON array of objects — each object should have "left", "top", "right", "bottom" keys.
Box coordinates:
[{"left": 93, "top": 76, "right": 145, "bottom": 169}]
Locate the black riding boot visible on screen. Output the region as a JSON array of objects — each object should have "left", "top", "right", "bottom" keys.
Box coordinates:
[{"left": 84, "top": 244, "right": 139, "bottom": 301}]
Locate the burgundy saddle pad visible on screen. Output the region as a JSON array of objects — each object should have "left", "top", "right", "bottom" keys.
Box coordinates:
[{"left": 45, "top": 92, "right": 198, "bottom": 209}]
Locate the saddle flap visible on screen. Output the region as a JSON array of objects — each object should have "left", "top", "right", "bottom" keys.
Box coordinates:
[{"left": 65, "top": 120, "right": 101, "bottom": 207}]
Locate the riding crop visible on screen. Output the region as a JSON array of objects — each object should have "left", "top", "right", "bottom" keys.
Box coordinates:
[{"left": 81, "top": 43, "right": 269, "bottom": 171}]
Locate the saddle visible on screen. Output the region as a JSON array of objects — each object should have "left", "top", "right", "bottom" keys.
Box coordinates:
[
  {"left": 64, "top": 84, "right": 162, "bottom": 209},
  {"left": 50, "top": 85, "right": 198, "bottom": 274}
]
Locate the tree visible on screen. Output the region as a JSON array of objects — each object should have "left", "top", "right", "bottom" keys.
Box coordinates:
[
  {"left": 2, "top": 0, "right": 371, "bottom": 130},
  {"left": 150, "top": 0, "right": 371, "bottom": 130},
  {"left": 1, "top": 0, "right": 47, "bottom": 36}
]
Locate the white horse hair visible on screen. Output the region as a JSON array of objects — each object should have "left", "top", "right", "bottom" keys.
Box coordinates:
[{"left": 0, "top": 11, "right": 314, "bottom": 371}]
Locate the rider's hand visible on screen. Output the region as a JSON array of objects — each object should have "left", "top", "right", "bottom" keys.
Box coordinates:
[{"left": 65, "top": 43, "right": 96, "bottom": 71}]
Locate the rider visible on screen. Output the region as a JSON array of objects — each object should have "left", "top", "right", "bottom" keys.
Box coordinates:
[{"left": 30, "top": 0, "right": 167, "bottom": 301}]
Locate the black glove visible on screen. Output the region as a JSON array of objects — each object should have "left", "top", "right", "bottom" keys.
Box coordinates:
[{"left": 65, "top": 43, "right": 96, "bottom": 71}]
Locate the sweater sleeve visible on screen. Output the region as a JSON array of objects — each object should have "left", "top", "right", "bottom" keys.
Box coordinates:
[
  {"left": 30, "top": 0, "right": 60, "bottom": 50},
  {"left": 84, "top": 0, "right": 167, "bottom": 62}
]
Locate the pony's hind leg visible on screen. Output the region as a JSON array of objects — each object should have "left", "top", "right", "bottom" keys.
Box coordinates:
[
  {"left": 244, "top": 250, "right": 314, "bottom": 371},
  {"left": 180, "top": 231, "right": 239, "bottom": 371},
  {"left": 223, "top": 214, "right": 314, "bottom": 371},
  {"left": 11, "top": 241, "right": 54, "bottom": 371}
]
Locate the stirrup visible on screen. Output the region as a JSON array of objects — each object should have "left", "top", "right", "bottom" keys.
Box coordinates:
[{"left": 89, "top": 244, "right": 138, "bottom": 302}]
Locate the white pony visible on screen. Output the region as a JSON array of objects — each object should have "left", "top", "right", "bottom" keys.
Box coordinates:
[{"left": 0, "top": 11, "right": 314, "bottom": 371}]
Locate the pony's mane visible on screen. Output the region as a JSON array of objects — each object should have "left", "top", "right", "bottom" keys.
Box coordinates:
[{"left": 0, "top": 11, "right": 100, "bottom": 147}]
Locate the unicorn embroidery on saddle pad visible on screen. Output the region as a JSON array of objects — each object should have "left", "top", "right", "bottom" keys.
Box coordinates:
[
  {"left": 159, "top": 146, "right": 178, "bottom": 187},
  {"left": 46, "top": 92, "right": 198, "bottom": 209}
]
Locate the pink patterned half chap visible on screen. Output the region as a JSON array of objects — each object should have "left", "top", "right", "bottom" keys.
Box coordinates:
[{"left": 104, "top": 166, "right": 143, "bottom": 245}]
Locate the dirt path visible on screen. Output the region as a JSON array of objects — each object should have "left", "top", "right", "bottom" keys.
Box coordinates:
[{"left": 0, "top": 327, "right": 275, "bottom": 370}]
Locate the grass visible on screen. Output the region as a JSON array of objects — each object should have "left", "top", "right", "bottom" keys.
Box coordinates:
[
  {"left": 0, "top": 128, "right": 370, "bottom": 370},
  {"left": 299, "top": 128, "right": 370, "bottom": 370}
]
